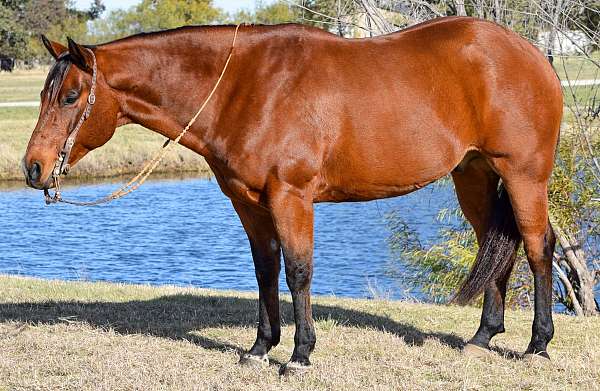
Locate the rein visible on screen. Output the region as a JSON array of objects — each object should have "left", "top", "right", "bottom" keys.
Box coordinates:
[{"left": 44, "top": 24, "right": 241, "bottom": 206}]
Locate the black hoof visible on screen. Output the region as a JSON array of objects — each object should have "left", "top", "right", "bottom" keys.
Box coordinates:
[
  {"left": 239, "top": 353, "right": 269, "bottom": 368},
  {"left": 463, "top": 343, "right": 494, "bottom": 359},
  {"left": 523, "top": 351, "right": 551, "bottom": 363},
  {"left": 279, "top": 361, "right": 311, "bottom": 376}
]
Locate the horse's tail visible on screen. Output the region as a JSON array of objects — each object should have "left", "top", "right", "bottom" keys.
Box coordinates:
[{"left": 453, "top": 184, "right": 522, "bottom": 305}]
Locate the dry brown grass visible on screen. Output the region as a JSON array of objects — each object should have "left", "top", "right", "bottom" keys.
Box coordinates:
[{"left": 0, "top": 275, "right": 598, "bottom": 390}]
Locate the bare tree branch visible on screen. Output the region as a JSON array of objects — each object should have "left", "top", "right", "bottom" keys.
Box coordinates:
[{"left": 554, "top": 257, "right": 585, "bottom": 316}]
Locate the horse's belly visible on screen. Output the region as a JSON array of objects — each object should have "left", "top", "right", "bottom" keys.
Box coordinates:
[
  {"left": 314, "top": 176, "right": 438, "bottom": 202},
  {"left": 315, "top": 128, "right": 465, "bottom": 202}
]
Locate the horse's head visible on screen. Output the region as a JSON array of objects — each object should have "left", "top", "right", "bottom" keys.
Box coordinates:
[{"left": 23, "top": 36, "right": 121, "bottom": 190}]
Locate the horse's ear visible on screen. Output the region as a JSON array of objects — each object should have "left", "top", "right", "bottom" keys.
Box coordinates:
[
  {"left": 41, "top": 35, "right": 67, "bottom": 60},
  {"left": 67, "top": 37, "right": 93, "bottom": 72}
]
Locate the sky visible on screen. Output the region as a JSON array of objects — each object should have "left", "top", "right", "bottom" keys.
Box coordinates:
[{"left": 73, "top": 0, "right": 270, "bottom": 14}]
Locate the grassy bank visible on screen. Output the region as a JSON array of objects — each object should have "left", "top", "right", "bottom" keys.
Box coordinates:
[
  {"left": 0, "top": 275, "right": 598, "bottom": 390},
  {"left": 554, "top": 52, "right": 600, "bottom": 81},
  {"left": 0, "top": 68, "right": 47, "bottom": 103},
  {"left": 0, "top": 107, "right": 210, "bottom": 181}
]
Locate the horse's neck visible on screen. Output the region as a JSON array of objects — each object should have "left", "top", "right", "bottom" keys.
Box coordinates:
[{"left": 103, "top": 27, "right": 240, "bottom": 155}]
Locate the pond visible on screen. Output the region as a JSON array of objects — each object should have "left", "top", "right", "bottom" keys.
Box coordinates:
[{"left": 0, "top": 177, "right": 456, "bottom": 299}]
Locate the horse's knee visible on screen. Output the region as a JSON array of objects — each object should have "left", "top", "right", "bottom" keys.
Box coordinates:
[
  {"left": 284, "top": 258, "right": 313, "bottom": 291},
  {"left": 255, "top": 268, "right": 279, "bottom": 288}
]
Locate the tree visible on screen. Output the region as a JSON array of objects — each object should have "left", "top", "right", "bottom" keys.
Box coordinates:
[
  {"left": 232, "top": 1, "right": 300, "bottom": 24},
  {"left": 548, "top": 129, "right": 600, "bottom": 315},
  {"left": 296, "top": 0, "right": 359, "bottom": 36},
  {"left": 118, "top": 0, "right": 223, "bottom": 33},
  {"left": 0, "top": 4, "right": 28, "bottom": 58},
  {"left": 90, "top": 0, "right": 224, "bottom": 44},
  {"left": 88, "top": 0, "right": 106, "bottom": 19},
  {"left": 0, "top": 0, "right": 105, "bottom": 62}
]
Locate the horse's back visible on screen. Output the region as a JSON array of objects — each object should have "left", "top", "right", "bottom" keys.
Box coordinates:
[
  {"left": 273, "top": 18, "right": 563, "bottom": 201},
  {"left": 208, "top": 18, "right": 562, "bottom": 203}
]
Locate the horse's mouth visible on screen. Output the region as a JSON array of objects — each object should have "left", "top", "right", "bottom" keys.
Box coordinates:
[
  {"left": 22, "top": 158, "right": 55, "bottom": 190},
  {"left": 24, "top": 175, "right": 55, "bottom": 191}
]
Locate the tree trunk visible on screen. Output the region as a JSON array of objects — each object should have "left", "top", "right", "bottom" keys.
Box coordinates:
[
  {"left": 545, "top": 0, "right": 565, "bottom": 64},
  {"left": 553, "top": 258, "right": 584, "bottom": 316},
  {"left": 552, "top": 222, "right": 599, "bottom": 316},
  {"left": 474, "top": 0, "right": 484, "bottom": 18},
  {"left": 336, "top": 0, "right": 344, "bottom": 37},
  {"left": 454, "top": 0, "right": 467, "bottom": 16},
  {"left": 358, "top": 0, "right": 395, "bottom": 34},
  {"left": 493, "top": 0, "right": 501, "bottom": 23}
]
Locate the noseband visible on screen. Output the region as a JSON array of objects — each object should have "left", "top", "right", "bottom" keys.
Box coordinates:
[{"left": 44, "top": 49, "right": 98, "bottom": 204}]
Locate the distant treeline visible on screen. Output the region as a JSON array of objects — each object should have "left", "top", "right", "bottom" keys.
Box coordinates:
[
  {"left": 2, "top": 0, "right": 598, "bottom": 65},
  {"left": 0, "top": 0, "right": 303, "bottom": 65}
]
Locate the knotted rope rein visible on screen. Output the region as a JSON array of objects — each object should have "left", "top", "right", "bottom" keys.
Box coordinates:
[{"left": 44, "top": 24, "right": 241, "bottom": 206}]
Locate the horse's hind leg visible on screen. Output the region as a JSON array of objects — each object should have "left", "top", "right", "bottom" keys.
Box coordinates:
[
  {"left": 499, "top": 177, "right": 556, "bottom": 359},
  {"left": 452, "top": 155, "right": 519, "bottom": 355},
  {"left": 487, "top": 136, "right": 558, "bottom": 357},
  {"left": 232, "top": 200, "right": 282, "bottom": 367}
]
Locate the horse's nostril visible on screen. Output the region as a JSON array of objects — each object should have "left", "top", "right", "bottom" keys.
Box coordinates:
[{"left": 29, "top": 161, "right": 42, "bottom": 182}]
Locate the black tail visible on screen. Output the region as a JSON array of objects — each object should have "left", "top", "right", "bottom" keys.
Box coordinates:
[{"left": 453, "top": 184, "right": 522, "bottom": 305}]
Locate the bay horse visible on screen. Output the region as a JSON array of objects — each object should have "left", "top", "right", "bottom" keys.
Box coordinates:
[{"left": 23, "top": 17, "right": 562, "bottom": 374}]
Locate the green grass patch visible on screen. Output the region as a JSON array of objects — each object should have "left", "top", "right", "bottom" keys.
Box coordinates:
[
  {"left": 0, "top": 68, "right": 47, "bottom": 103},
  {"left": 0, "top": 275, "right": 598, "bottom": 390},
  {"left": 554, "top": 52, "right": 600, "bottom": 81},
  {"left": 562, "top": 84, "right": 599, "bottom": 107}
]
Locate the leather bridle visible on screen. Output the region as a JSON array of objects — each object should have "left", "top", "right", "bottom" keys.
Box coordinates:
[{"left": 44, "top": 48, "right": 97, "bottom": 204}]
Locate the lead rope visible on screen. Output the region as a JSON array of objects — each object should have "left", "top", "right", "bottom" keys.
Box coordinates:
[{"left": 45, "top": 24, "right": 241, "bottom": 206}]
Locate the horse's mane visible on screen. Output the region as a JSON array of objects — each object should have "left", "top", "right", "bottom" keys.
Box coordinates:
[{"left": 95, "top": 23, "right": 334, "bottom": 49}]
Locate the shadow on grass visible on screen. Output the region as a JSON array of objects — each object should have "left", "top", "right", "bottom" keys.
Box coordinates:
[{"left": 0, "top": 294, "right": 521, "bottom": 360}]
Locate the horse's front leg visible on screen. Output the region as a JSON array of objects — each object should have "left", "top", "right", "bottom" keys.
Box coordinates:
[
  {"left": 232, "top": 200, "right": 282, "bottom": 367},
  {"left": 267, "top": 184, "right": 316, "bottom": 375}
]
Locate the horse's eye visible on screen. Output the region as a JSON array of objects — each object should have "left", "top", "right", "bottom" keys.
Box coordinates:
[{"left": 63, "top": 92, "right": 80, "bottom": 106}]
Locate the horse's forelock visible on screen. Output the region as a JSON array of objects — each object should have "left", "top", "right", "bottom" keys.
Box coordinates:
[{"left": 43, "top": 58, "right": 72, "bottom": 105}]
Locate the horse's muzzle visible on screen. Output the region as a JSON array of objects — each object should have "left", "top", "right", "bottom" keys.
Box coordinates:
[{"left": 23, "top": 159, "right": 51, "bottom": 190}]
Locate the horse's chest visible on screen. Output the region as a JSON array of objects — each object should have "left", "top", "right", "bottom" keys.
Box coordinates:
[{"left": 212, "top": 172, "right": 263, "bottom": 206}]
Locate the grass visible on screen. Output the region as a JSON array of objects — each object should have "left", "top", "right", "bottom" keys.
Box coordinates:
[
  {"left": 562, "top": 84, "right": 599, "bottom": 108},
  {"left": 0, "top": 68, "right": 47, "bottom": 103},
  {"left": 0, "top": 275, "right": 598, "bottom": 390},
  {"left": 0, "top": 107, "right": 210, "bottom": 181},
  {"left": 554, "top": 52, "right": 600, "bottom": 82}
]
